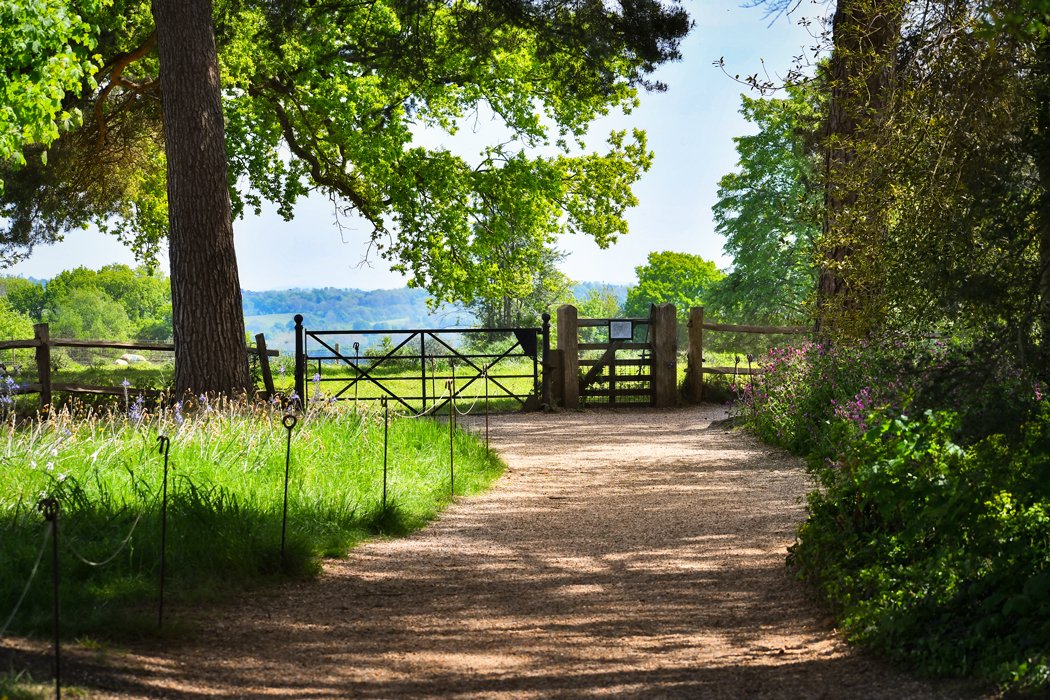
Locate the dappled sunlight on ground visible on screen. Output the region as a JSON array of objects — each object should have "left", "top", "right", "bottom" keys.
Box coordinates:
[{"left": 3, "top": 406, "right": 989, "bottom": 698}]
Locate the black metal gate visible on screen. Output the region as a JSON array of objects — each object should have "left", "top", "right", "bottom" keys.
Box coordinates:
[
  {"left": 293, "top": 314, "right": 550, "bottom": 414},
  {"left": 577, "top": 316, "right": 653, "bottom": 406}
]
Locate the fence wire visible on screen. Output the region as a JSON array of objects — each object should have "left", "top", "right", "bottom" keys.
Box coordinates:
[
  {"left": 62, "top": 512, "right": 145, "bottom": 568},
  {"left": 0, "top": 524, "right": 51, "bottom": 638}
]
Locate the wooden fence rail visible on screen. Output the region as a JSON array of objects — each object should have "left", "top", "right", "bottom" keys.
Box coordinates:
[
  {"left": 1, "top": 324, "right": 279, "bottom": 410},
  {"left": 684, "top": 307, "right": 808, "bottom": 403}
]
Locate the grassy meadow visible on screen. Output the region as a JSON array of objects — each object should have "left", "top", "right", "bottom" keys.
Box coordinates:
[{"left": 0, "top": 399, "right": 503, "bottom": 638}]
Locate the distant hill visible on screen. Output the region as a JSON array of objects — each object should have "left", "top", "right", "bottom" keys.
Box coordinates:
[
  {"left": 243, "top": 283, "right": 631, "bottom": 352},
  {"left": 571, "top": 282, "right": 629, "bottom": 304},
  {"left": 242, "top": 286, "right": 471, "bottom": 352}
]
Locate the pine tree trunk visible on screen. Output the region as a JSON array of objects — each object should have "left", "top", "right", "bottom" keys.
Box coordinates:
[
  {"left": 153, "top": 0, "right": 250, "bottom": 396},
  {"left": 1036, "top": 36, "right": 1050, "bottom": 372},
  {"left": 816, "top": 0, "right": 901, "bottom": 336}
]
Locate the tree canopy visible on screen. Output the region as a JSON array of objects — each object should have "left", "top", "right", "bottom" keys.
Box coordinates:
[
  {"left": 0, "top": 0, "right": 106, "bottom": 169},
  {"left": 1, "top": 264, "right": 171, "bottom": 340},
  {"left": 709, "top": 83, "right": 821, "bottom": 325},
  {"left": 0, "top": 295, "right": 33, "bottom": 340},
  {"left": 0, "top": 0, "right": 689, "bottom": 306},
  {"left": 624, "top": 251, "right": 723, "bottom": 325}
]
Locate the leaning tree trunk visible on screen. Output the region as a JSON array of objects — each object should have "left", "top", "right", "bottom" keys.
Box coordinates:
[{"left": 153, "top": 0, "right": 250, "bottom": 396}]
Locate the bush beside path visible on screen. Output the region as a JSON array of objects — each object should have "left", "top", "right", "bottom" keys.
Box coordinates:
[{"left": 3, "top": 406, "right": 988, "bottom": 698}]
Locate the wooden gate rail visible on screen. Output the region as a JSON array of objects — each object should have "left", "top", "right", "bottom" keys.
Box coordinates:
[
  {"left": 684, "top": 307, "right": 808, "bottom": 403},
  {"left": 1, "top": 323, "right": 278, "bottom": 409}
]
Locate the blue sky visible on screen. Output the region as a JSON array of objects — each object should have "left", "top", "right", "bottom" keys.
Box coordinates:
[{"left": 6, "top": 0, "right": 820, "bottom": 291}]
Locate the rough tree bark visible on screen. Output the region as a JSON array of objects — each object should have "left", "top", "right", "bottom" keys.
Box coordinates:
[
  {"left": 1036, "top": 35, "right": 1050, "bottom": 369},
  {"left": 152, "top": 0, "right": 250, "bottom": 396},
  {"left": 817, "top": 0, "right": 902, "bottom": 336}
]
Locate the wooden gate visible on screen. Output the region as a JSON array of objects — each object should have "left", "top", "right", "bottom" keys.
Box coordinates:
[
  {"left": 578, "top": 315, "right": 652, "bottom": 406},
  {"left": 554, "top": 304, "right": 677, "bottom": 408}
]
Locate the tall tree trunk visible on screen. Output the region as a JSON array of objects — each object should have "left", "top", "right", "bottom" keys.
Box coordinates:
[
  {"left": 1036, "top": 35, "right": 1050, "bottom": 373},
  {"left": 816, "top": 0, "right": 903, "bottom": 336},
  {"left": 152, "top": 0, "right": 250, "bottom": 396}
]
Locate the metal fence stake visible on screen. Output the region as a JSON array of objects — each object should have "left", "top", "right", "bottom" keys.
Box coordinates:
[
  {"left": 280, "top": 414, "right": 298, "bottom": 566},
  {"left": 382, "top": 397, "right": 389, "bottom": 510},
  {"left": 157, "top": 435, "right": 171, "bottom": 628},
  {"left": 447, "top": 379, "right": 455, "bottom": 496},
  {"left": 353, "top": 342, "right": 361, "bottom": 405},
  {"left": 38, "top": 497, "right": 60, "bottom": 700},
  {"left": 484, "top": 364, "right": 490, "bottom": 450}
]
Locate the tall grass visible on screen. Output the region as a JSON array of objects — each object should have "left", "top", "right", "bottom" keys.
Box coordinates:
[{"left": 0, "top": 399, "right": 503, "bottom": 637}]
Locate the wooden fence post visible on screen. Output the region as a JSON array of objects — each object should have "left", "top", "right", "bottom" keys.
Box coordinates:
[
  {"left": 255, "top": 333, "right": 276, "bottom": 399},
  {"left": 557, "top": 305, "right": 579, "bottom": 408},
  {"left": 34, "top": 323, "right": 51, "bottom": 410},
  {"left": 650, "top": 303, "right": 677, "bottom": 408},
  {"left": 686, "top": 307, "right": 704, "bottom": 403},
  {"left": 549, "top": 349, "right": 564, "bottom": 405}
]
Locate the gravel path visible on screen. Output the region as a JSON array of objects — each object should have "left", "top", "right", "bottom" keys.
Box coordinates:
[{"left": 8, "top": 406, "right": 989, "bottom": 698}]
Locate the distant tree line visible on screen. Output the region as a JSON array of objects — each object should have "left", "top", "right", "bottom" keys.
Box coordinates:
[
  {"left": 0, "top": 264, "right": 172, "bottom": 341},
  {"left": 0, "top": 268, "right": 632, "bottom": 352}
]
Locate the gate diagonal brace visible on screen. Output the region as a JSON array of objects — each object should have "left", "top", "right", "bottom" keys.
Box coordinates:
[
  {"left": 426, "top": 336, "right": 528, "bottom": 413},
  {"left": 311, "top": 332, "right": 413, "bottom": 384},
  {"left": 580, "top": 340, "right": 626, "bottom": 392},
  {"left": 309, "top": 333, "right": 416, "bottom": 413}
]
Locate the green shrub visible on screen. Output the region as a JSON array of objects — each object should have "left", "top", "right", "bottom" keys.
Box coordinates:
[
  {"left": 790, "top": 407, "right": 1050, "bottom": 689},
  {"left": 738, "top": 336, "right": 1050, "bottom": 691}
]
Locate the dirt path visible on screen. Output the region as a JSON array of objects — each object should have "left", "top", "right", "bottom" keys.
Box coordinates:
[{"left": 12, "top": 406, "right": 988, "bottom": 698}]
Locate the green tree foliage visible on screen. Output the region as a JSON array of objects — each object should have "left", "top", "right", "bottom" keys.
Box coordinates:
[
  {"left": 0, "top": 264, "right": 172, "bottom": 340},
  {"left": 49, "top": 286, "right": 131, "bottom": 340},
  {"left": 465, "top": 246, "right": 571, "bottom": 328},
  {"left": 814, "top": 0, "right": 1046, "bottom": 376},
  {"left": 0, "top": 0, "right": 689, "bottom": 309},
  {"left": 0, "top": 0, "right": 107, "bottom": 177},
  {"left": 881, "top": 9, "right": 1037, "bottom": 340},
  {"left": 0, "top": 296, "right": 33, "bottom": 340},
  {"left": 624, "top": 251, "right": 724, "bottom": 327},
  {"left": 573, "top": 284, "right": 624, "bottom": 319},
  {"left": 0, "top": 275, "right": 46, "bottom": 318},
  {"left": 709, "top": 84, "right": 821, "bottom": 325},
  {"left": 814, "top": 0, "right": 905, "bottom": 337}
]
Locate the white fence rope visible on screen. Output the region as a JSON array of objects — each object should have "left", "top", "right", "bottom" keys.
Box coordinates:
[{"left": 0, "top": 524, "right": 50, "bottom": 638}]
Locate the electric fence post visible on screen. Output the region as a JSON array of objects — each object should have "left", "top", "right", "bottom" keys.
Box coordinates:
[
  {"left": 381, "top": 397, "right": 389, "bottom": 511},
  {"left": 38, "top": 497, "right": 60, "bottom": 700},
  {"left": 280, "top": 413, "right": 297, "bottom": 566},
  {"left": 157, "top": 435, "right": 171, "bottom": 628}
]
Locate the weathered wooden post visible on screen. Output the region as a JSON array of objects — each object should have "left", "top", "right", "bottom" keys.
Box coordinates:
[
  {"left": 34, "top": 323, "right": 51, "bottom": 410},
  {"left": 255, "top": 333, "right": 276, "bottom": 399},
  {"left": 685, "top": 307, "right": 704, "bottom": 403},
  {"left": 650, "top": 304, "right": 677, "bottom": 408},
  {"left": 556, "top": 305, "right": 579, "bottom": 408}
]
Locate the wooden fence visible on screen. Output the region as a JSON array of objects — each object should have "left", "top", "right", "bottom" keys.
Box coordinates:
[
  {"left": 683, "top": 307, "right": 808, "bottom": 403},
  {"left": 0, "top": 323, "right": 279, "bottom": 409}
]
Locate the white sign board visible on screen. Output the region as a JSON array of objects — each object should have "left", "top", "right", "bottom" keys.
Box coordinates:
[{"left": 609, "top": 320, "right": 633, "bottom": 340}]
